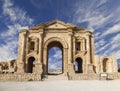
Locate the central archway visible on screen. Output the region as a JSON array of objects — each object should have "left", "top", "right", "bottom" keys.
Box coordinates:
[
  {"left": 43, "top": 37, "right": 68, "bottom": 75},
  {"left": 47, "top": 41, "right": 63, "bottom": 75}
]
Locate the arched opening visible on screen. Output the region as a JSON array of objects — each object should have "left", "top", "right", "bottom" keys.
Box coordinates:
[
  {"left": 74, "top": 58, "right": 83, "bottom": 73},
  {"left": 30, "top": 42, "right": 35, "bottom": 50},
  {"left": 47, "top": 41, "right": 63, "bottom": 75},
  {"left": 27, "top": 57, "right": 36, "bottom": 73},
  {"left": 103, "top": 58, "right": 108, "bottom": 72}
]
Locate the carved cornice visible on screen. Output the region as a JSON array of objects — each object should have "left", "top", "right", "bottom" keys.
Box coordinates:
[
  {"left": 27, "top": 20, "right": 94, "bottom": 36},
  {"left": 20, "top": 29, "right": 28, "bottom": 34},
  {"left": 76, "top": 36, "right": 86, "bottom": 40},
  {"left": 45, "top": 20, "right": 75, "bottom": 28},
  {"left": 75, "top": 50, "right": 87, "bottom": 56},
  {"left": 29, "top": 20, "right": 75, "bottom": 30}
]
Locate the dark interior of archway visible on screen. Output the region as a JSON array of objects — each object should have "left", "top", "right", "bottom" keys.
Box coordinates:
[
  {"left": 47, "top": 41, "right": 63, "bottom": 75},
  {"left": 103, "top": 59, "right": 107, "bottom": 72},
  {"left": 27, "top": 57, "right": 35, "bottom": 73},
  {"left": 75, "top": 58, "right": 83, "bottom": 73}
]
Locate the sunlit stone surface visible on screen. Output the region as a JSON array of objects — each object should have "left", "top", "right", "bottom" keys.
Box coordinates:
[{"left": 0, "top": 20, "right": 118, "bottom": 81}]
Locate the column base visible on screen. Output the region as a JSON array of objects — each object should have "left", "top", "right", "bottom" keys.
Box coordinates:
[
  {"left": 34, "top": 64, "right": 43, "bottom": 74},
  {"left": 17, "top": 63, "right": 25, "bottom": 73},
  {"left": 87, "top": 64, "right": 95, "bottom": 74}
]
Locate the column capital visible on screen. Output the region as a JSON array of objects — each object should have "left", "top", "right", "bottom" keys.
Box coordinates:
[
  {"left": 68, "top": 32, "right": 73, "bottom": 36},
  {"left": 39, "top": 32, "right": 43, "bottom": 35}
]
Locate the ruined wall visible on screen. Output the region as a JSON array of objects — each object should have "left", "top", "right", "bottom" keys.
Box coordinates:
[
  {"left": 94, "top": 55, "right": 118, "bottom": 73},
  {"left": 0, "top": 73, "right": 41, "bottom": 81},
  {"left": 0, "top": 60, "right": 17, "bottom": 73}
]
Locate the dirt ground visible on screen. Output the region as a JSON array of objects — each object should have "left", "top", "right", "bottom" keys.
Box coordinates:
[{"left": 0, "top": 80, "right": 120, "bottom": 91}]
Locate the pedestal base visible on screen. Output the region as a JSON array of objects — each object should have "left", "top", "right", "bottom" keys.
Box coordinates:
[
  {"left": 87, "top": 64, "right": 95, "bottom": 74},
  {"left": 17, "top": 63, "right": 25, "bottom": 73}
]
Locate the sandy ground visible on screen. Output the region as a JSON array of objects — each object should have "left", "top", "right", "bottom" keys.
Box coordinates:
[{"left": 0, "top": 80, "right": 120, "bottom": 91}]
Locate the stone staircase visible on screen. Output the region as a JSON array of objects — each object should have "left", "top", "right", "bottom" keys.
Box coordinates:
[{"left": 44, "top": 74, "right": 68, "bottom": 81}]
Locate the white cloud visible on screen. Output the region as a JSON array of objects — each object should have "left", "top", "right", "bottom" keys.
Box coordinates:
[
  {"left": 48, "top": 47, "right": 62, "bottom": 69},
  {"left": 111, "top": 34, "right": 120, "bottom": 42},
  {"left": 0, "top": 24, "right": 29, "bottom": 38},
  {"left": 0, "top": 0, "right": 34, "bottom": 61},
  {"left": 73, "top": 6, "right": 111, "bottom": 32},
  {"left": 100, "top": 23, "right": 120, "bottom": 37},
  {"left": 113, "top": 51, "right": 120, "bottom": 59},
  {"left": 3, "top": 0, "right": 33, "bottom": 25},
  {"left": 48, "top": 61, "right": 62, "bottom": 70},
  {"left": 104, "top": 34, "right": 120, "bottom": 55},
  {"left": 95, "top": 39, "right": 106, "bottom": 49},
  {"left": 94, "top": 32, "right": 101, "bottom": 39},
  {"left": 97, "top": 0, "right": 108, "bottom": 7},
  {"left": 73, "top": 1, "right": 120, "bottom": 32},
  {"left": 0, "top": 39, "right": 18, "bottom": 61},
  {"left": 95, "top": 42, "right": 109, "bottom": 54},
  {"left": 95, "top": 33, "right": 120, "bottom": 59},
  {"left": 3, "top": 0, "right": 16, "bottom": 22},
  {"left": 72, "top": 0, "right": 120, "bottom": 61},
  {"left": 53, "top": 48, "right": 62, "bottom": 59}
]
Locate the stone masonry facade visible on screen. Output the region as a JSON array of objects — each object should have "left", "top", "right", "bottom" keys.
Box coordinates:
[{"left": 0, "top": 20, "right": 118, "bottom": 81}]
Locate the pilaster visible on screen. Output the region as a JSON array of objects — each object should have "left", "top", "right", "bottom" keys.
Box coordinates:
[
  {"left": 38, "top": 33, "right": 43, "bottom": 64},
  {"left": 63, "top": 48, "right": 68, "bottom": 75},
  {"left": 68, "top": 30, "right": 73, "bottom": 64},
  {"left": 17, "top": 30, "right": 28, "bottom": 73}
]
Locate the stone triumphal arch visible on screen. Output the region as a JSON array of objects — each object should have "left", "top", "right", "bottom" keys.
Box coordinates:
[
  {"left": 17, "top": 20, "right": 118, "bottom": 76},
  {"left": 0, "top": 20, "right": 118, "bottom": 81}
]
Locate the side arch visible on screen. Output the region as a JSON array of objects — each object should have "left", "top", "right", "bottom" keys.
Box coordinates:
[
  {"left": 74, "top": 57, "right": 83, "bottom": 73},
  {"left": 26, "top": 53, "right": 37, "bottom": 64},
  {"left": 103, "top": 58, "right": 109, "bottom": 72},
  {"left": 26, "top": 56, "right": 36, "bottom": 73}
]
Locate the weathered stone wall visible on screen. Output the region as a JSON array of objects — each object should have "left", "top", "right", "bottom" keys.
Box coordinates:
[
  {"left": 1, "top": 73, "right": 120, "bottom": 81},
  {"left": 69, "top": 73, "right": 120, "bottom": 80},
  {"left": 0, "top": 20, "right": 118, "bottom": 81},
  {"left": 108, "top": 73, "right": 120, "bottom": 79},
  {"left": 17, "top": 20, "right": 97, "bottom": 75},
  {"left": 0, "top": 73, "right": 41, "bottom": 81},
  {"left": 94, "top": 55, "right": 118, "bottom": 74},
  {"left": 69, "top": 74, "right": 99, "bottom": 80}
]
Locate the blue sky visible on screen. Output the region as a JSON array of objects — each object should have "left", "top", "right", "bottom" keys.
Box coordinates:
[
  {"left": 48, "top": 47, "right": 62, "bottom": 70},
  {"left": 0, "top": 0, "right": 120, "bottom": 68}
]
